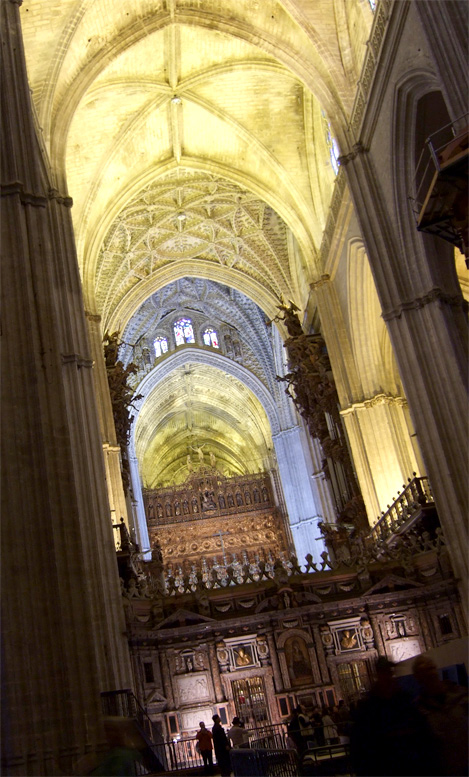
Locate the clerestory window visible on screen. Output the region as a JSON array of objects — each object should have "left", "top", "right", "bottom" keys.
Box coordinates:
[
  {"left": 203, "top": 327, "right": 219, "bottom": 348},
  {"left": 322, "top": 110, "right": 340, "bottom": 176},
  {"left": 174, "top": 318, "right": 195, "bottom": 346},
  {"left": 154, "top": 336, "right": 168, "bottom": 358}
]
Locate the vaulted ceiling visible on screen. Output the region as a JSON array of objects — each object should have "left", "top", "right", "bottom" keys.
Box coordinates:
[{"left": 20, "top": 0, "right": 372, "bottom": 484}]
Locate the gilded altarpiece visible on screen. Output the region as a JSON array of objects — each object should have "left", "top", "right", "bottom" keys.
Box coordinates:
[{"left": 143, "top": 469, "right": 291, "bottom": 568}]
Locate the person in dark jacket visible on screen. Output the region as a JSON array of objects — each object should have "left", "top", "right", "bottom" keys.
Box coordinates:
[
  {"left": 212, "top": 714, "right": 231, "bottom": 776},
  {"left": 287, "top": 707, "right": 302, "bottom": 752},
  {"left": 413, "top": 655, "right": 468, "bottom": 776},
  {"left": 350, "top": 657, "right": 436, "bottom": 776}
]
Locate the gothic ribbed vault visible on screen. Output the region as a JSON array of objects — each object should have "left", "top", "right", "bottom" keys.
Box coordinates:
[{"left": 19, "top": 0, "right": 374, "bottom": 491}]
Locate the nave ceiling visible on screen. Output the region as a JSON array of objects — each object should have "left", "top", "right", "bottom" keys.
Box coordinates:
[
  {"left": 19, "top": 0, "right": 373, "bottom": 488},
  {"left": 126, "top": 277, "right": 287, "bottom": 488}
]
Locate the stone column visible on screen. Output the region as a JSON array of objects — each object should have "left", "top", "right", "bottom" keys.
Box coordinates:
[
  {"left": 86, "top": 311, "right": 131, "bottom": 536},
  {"left": 369, "top": 614, "right": 386, "bottom": 657},
  {"left": 341, "top": 396, "right": 422, "bottom": 520},
  {"left": 272, "top": 426, "right": 329, "bottom": 564},
  {"left": 1, "top": 3, "right": 132, "bottom": 774},
  {"left": 266, "top": 632, "right": 283, "bottom": 692},
  {"left": 339, "top": 1, "right": 469, "bottom": 616},
  {"left": 306, "top": 635, "right": 322, "bottom": 686},
  {"left": 128, "top": 451, "right": 151, "bottom": 559},
  {"left": 263, "top": 673, "right": 280, "bottom": 723},
  {"left": 415, "top": 0, "right": 468, "bottom": 118},
  {"left": 209, "top": 642, "right": 225, "bottom": 702},
  {"left": 311, "top": 274, "right": 422, "bottom": 523},
  {"left": 311, "top": 626, "right": 331, "bottom": 684},
  {"left": 345, "top": 151, "right": 468, "bottom": 618}
]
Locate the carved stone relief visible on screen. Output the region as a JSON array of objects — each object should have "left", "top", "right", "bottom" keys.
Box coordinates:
[
  {"left": 176, "top": 673, "right": 210, "bottom": 705},
  {"left": 387, "top": 638, "right": 421, "bottom": 663},
  {"left": 181, "top": 708, "right": 214, "bottom": 732}
]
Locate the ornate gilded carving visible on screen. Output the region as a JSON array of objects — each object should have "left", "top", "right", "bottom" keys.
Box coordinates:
[
  {"left": 144, "top": 469, "right": 289, "bottom": 569},
  {"left": 274, "top": 302, "right": 367, "bottom": 530},
  {"left": 103, "top": 331, "right": 142, "bottom": 494}
]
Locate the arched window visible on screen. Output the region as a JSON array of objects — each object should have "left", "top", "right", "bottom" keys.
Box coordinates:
[
  {"left": 174, "top": 318, "right": 195, "bottom": 346},
  {"left": 322, "top": 111, "right": 340, "bottom": 176},
  {"left": 154, "top": 336, "right": 168, "bottom": 358},
  {"left": 203, "top": 327, "right": 219, "bottom": 348}
]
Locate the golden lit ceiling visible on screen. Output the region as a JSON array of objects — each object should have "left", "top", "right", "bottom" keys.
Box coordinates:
[
  {"left": 135, "top": 361, "right": 273, "bottom": 487},
  {"left": 20, "top": 0, "right": 372, "bottom": 482}
]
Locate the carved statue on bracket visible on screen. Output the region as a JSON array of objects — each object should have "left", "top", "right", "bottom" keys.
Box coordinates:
[{"left": 272, "top": 303, "right": 367, "bottom": 532}]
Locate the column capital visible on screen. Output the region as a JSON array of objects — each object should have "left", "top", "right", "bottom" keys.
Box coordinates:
[
  {"left": 48, "top": 188, "right": 73, "bottom": 208},
  {"left": 341, "top": 394, "right": 407, "bottom": 414},
  {"left": 1, "top": 181, "right": 47, "bottom": 207},
  {"left": 85, "top": 310, "right": 102, "bottom": 322},
  {"left": 382, "top": 287, "right": 465, "bottom": 321},
  {"left": 61, "top": 353, "right": 94, "bottom": 369}
]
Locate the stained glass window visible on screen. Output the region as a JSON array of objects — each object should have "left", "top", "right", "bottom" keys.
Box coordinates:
[
  {"left": 154, "top": 336, "right": 168, "bottom": 358},
  {"left": 203, "top": 327, "right": 219, "bottom": 348},
  {"left": 322, "top": 110, "right": 340, "bottom": 176},
  {"left": 174, "top": 318, "right": 195, "bottom": 346},
  {"left": 368, "top": 0, "right": 376, "bottom": 10}
]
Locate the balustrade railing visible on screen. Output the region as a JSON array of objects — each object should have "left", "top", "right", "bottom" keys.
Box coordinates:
[
  {"left": 248, "top": 723, "right": 288, "bottom": 751},
  {"left": 368, "top": 475, "right": 434, "bottom": 544},
  {"left": 413, "top": 113, "right": 468, "bottom": 212},
  {"left": 100, "top": 689, "right": 162, "bottom": 746}
]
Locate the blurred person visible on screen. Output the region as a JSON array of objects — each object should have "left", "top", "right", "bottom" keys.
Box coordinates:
[
  {"left": 228, "top": 717, "right": 247, "bottom": 749},
  {"left": 212, "top": 714, "right": 231, "bottom": 777},
  {"left": 287, "top": 707, "right": 302, "bottom": 752},
  {"left": 350, "top": 657, "right": 436, "bottom": 776},
  {"left": 196, "top": 721, "right": 213, "bottom": 775},
  {"left": 322, "top": 707, "right": 338, "bottom": 744},
  {"left": 413, "top": 655, "right": 468, "bottom": 776},
  {"left": 336, "top": 699, "right": 351, "bottom": 741},
  {"left": 311, "top": 707, "right": 325, "bottom": 746},
  {"left": 297, "top": 704, "right": 315, "bottom": 752}
]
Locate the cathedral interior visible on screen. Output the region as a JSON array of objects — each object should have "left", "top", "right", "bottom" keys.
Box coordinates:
[{"left": 1, "top": 0, "right": 468, "bottom": 775}]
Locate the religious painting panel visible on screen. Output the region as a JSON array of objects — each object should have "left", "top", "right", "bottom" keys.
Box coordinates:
[{"left": 284, "top": 635, "right": 314, "bottom": 687}]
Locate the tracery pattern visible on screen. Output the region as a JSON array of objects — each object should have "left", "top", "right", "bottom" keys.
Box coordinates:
[{"left": 96, "top": 171, "right": 295, "bottom": 326}]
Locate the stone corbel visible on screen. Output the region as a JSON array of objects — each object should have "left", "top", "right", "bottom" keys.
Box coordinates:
[{"left": 337, "top": 143, "right": 367, "bottom": 167}]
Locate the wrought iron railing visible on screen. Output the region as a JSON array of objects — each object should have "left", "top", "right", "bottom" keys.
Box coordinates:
[
  {"left": 302, "top": 741, "right": 351, "bottom": 774},
  {"left": 230, "top": 747, "right": 298, "bottom": 777},
  {"left": 368, "top": 475, "right": 434, "bottom": 544},
  {"left": 248, "top": 723, "right": 288, "bottom": 750}
]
